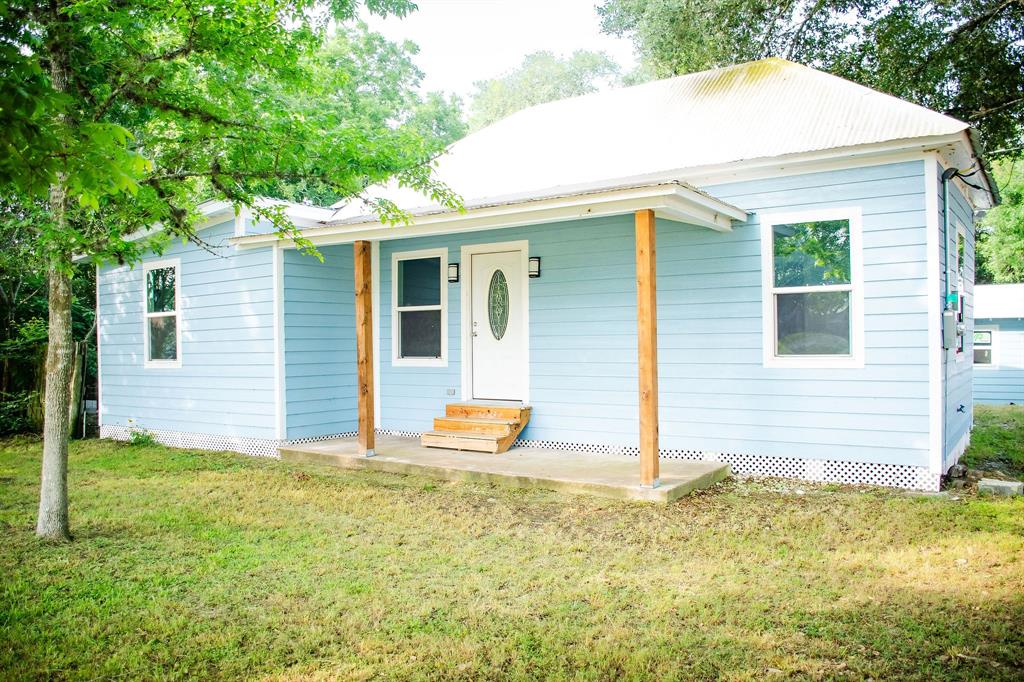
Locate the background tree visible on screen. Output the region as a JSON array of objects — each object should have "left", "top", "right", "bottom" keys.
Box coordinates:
[
  {"left": 4, "top": 0, "right": 461, "bottom": 541},
  {"left": 598, "top": 0, "right": 1024, "bottom": 157},
  {"left": 467, "top": 50, "right": 620, "bottom": 132},
  {"left": 978, "top": 158, "right": 1024, "bottom": 282},
  {"left": 0, "top": 195, "right": 96, "bottom": 436}
]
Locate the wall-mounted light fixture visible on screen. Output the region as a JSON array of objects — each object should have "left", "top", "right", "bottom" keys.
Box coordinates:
[
  {"left": 447, "top": 262, "right": 460, "bottom": 283},
  {"left": 528, "top": 257, "right": 541, "bottom": 278}
]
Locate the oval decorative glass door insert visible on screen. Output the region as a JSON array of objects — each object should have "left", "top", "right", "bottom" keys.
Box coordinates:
[{"left": 488, "top": 269, "right": 509, "bottom": 340}]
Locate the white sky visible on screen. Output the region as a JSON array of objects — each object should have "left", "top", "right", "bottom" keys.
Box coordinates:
[{"left": 361, "top": 0, "right": 637, "bottom": 102}]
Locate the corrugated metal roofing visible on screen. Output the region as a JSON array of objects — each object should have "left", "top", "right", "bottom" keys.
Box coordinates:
[
  {"left": 975, "top": 284, "right": 1024, "bottom": 319},
  {"left": 333, "top": 57, "right": 971, "bottom": 216}
]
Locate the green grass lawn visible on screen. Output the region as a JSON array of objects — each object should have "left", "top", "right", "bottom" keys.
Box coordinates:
[
  {"left": 2, "top": 421, "right": 1023, "bottom": 681},
  {"left": 962, "top": 404, "right": 1024, "bottom": 478}
]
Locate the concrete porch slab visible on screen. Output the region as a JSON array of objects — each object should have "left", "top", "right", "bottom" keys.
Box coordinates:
[{"left": 279, "top": 435, "right": 730, "bottom": 503}]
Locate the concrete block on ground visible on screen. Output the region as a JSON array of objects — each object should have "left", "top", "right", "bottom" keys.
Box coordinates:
[{"left": 978, "top": 478, "right": 1023, "bottom": 497}]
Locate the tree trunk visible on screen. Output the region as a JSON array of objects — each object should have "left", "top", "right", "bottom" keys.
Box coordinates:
[
  {"left": 37, "top": 254, "right": 73, "bottom": 540},
  {"left": 36, "top": 11, "right": 74, "bottom": 540}
]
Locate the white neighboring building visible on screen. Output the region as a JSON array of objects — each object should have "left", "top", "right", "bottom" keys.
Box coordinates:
[{"left": 973, "top": 283, "right": 1024, "bottom": 405}]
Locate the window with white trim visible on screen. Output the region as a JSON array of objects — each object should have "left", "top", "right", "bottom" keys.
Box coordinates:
[
  {"left": 762, "top": 208, "right": 863, "bottom": 367},
  {"left": 143, "top": 259, "right": 181, "bottom": 367},
  {"left": 392, "top": 249, "right": 447, "bottom": 366},
  {"left": 973, "top": 329, "right": 995, "bottom": 366}
]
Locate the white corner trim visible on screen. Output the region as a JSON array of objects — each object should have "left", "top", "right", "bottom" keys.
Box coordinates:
[
  {"left": 371, "top": 240, "right": 382, "bottom": 429},
  {"left": 459, "top": 239, "right": 531, "bottom": 404},
  {"left": 272, "top": 244, "right": 286, "bottom": 440},
  {"left": 391, "top": 247, "right": 448, "bottom": 367},
  {"left": 95, "top": 263, "right": 103, "bottom": 428},
  {"left": 142, "top": 257, "right": 182, "bottom": 369},
  {"left": 759, "top": 207, "right": 865, "bottom": 369},
  {"left": 924, "top": 155, "right": 944, "bottom": 476},
  {"left": 233, "top": 206, "right": 251, "bottom": 237}
]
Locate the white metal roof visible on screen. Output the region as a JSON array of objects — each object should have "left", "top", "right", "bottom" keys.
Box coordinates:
[
  {"left": 332, "top": 57, "right": 980, "bottom": 218},
  {"left": 975, "top": 284, "right": 1024, "bottom": 319}
]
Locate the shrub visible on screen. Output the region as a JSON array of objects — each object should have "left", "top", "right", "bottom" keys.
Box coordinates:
[
  {"left": 0, "top": 391, "right": 37, "bottom": 436},
  {"left": 128, "top": 429, "right": 157, "bottom": 447}
]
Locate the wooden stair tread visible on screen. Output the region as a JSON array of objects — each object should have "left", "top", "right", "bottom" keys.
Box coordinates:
[
  {"left": 423, "top": 430, "right": 500, "bottom": 440},
  {"left": 445, "top": 403, "right": 530, "bottom": 421},
  {"left": 440, "top": 411, "right": 520, "bottom": 421}
]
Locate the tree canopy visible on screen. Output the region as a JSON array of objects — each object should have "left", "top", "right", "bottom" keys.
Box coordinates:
[
  {"left": 978, "top": 158, "right": 1024, "bottom": 282},
  {"left": 467, "top": 50, "right": 620, "bottom": 132},
  {"left": 3, "top": 0, "right": 463, "bottom": 262},
  {"left": 2, "top": 0, "right": 465, "bottom": 541},
  {"left": 599, "top": 0, "right": 1024, "bottom": 157}
]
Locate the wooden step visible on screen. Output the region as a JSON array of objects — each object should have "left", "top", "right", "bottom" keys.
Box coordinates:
[
  {"left": 421, "top": 431, "right": 502, "bottom": 453},
  {"left": 445, "top": 403, "right": 530, "bottom": 422},
  {"left": 423, "top": 403, "right": 532, "bottom": 454},
  {"left": 433, "top": 416, "right": 515, "bottom": 437}
]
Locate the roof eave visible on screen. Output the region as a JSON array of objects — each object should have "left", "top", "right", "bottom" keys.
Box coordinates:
[
  {"left": 965, "top": 128, "right": 1000, "bottom": 207},
  {"left": 232, "top": 183, "right": 748, "bottom": 249}
]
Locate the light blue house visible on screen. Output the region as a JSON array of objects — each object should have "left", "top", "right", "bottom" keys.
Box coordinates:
[
  {"left": 96, "top": 58, "right": 997, "bottom": 491},
  {"left": 973, "top": 284, "right": 1024, "bottom": 404}
]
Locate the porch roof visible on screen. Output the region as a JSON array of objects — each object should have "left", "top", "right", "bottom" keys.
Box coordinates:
[{"left": 230, "top": 180, "right": 748, "bottom": 249}]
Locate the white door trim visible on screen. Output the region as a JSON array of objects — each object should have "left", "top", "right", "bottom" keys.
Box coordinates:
[{"left": 460, "top": 240, "right": 530, "bottom": 404}]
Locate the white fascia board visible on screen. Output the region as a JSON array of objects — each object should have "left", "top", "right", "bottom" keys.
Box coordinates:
[{"left": 231, "top": 184, "right": 748, "bottom": 249}]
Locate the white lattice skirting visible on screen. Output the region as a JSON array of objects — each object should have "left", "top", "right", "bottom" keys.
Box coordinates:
[
  {"left": 100, "top": 425, "right": 356, "bottom": 459},
  {"left": 513, "top": 438, "right": 941, "bottom": 491},
  {"left": 100, "top": 425, "right": 941, "bottom": 491}
]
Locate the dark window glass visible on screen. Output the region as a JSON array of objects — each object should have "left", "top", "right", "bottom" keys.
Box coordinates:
[
  {"left": 974, "top": 330, "right": 992, "bottom": 365},
  {"left": 149, "top": 316, "right": 177, "bottom": 361},
  {"left": 147, "top": 267, "right": 176, "bottom": 313},
  {"left": 776, "top": 291, "right": 851, "bottom": 356},
  {"left": 397, "top": 258, "right": 441, "bottom": 307},
  {"left": 773, "top": 220, "right": 851, "bottom": 287},
  {"left": 399, "top": 310, "right": 441, "bottom": 358}
]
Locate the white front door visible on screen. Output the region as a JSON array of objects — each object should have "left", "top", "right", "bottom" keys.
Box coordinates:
[{"left": 470, "top": 248, "right": 527, "bottom": 401}]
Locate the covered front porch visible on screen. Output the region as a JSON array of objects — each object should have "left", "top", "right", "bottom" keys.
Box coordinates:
[
  {"left": 235, "top": 185, "right": 749, "bottom": 497},
  {"left": 280, "top": 433, "right": 730, "bottom": 503},
  {"left": 335, "top": 207, "right": 735, "bottom": 494}
]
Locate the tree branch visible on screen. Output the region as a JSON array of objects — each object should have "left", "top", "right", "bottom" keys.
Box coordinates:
[
  {"left": 786, "top": 0, "right": 827, "bottom": 60},
  {"left": 912, "top": 0, "right": 1022, "bottom": 78},
  {"left": 967, "top": 95, "right": 1024, "bottom": 120},
  {"left": 123, "top": 89, "right": 260, "bottom": 129}
]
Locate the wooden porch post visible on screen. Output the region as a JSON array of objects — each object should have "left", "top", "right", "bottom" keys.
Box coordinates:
[
  {"left": 354, "top": 240, "right": 375, "bottom": 456},
  {"left": 635, "top": 209, "right": 659, "bottom": 487}
]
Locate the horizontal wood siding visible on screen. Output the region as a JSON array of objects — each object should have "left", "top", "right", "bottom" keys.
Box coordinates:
[
  {"left": 379, "top": 219, "right": 638, "bottom": 439},
  {"left": 669, "top": 160, "right": 930, "bottom": 466},
  {"left": 378, "top": 160, "right": 932, "bottom": 467},
  {"left": 940, "top": 172, "right": 975, "bottom": 460},
  {"left": 282, "top": 245, "right": 357, "bottom": 439},
  {"left": 974, "top": 318, "right": 1024, "bottom": 404},
  {"left": 98, "top": 220, "right": 277, "bottom": 438}
]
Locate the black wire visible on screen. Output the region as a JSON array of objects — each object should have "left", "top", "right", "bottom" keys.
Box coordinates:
[{"left": 950, "top": 169, "right": 986, "bottom": 191}]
